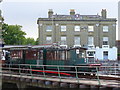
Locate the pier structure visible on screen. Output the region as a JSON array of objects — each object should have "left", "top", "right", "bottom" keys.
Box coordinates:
[{"left": 1, "top": 64, "right": 120, "bottom": 89}]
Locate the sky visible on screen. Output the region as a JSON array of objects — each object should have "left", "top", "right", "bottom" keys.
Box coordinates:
[{"left": 0, "top": 0, "right": 119, "bottom": 40}]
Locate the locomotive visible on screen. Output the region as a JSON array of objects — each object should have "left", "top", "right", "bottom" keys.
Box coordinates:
[{"left": 2, "top": 44, "right": 101, "bottom": 72}]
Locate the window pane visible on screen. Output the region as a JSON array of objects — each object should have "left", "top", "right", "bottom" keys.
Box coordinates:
[
  {"left": 87, "top": 51, "right": 95, "bottom": 56},
  {"left": 103, "top": 51, "right": 108, "bottom": 60},
  {"left": 103, "top": 37, "right": 108, "bottom": 41},
  {"left": 103, "top": 26, "right": 108, "bottom": 32},
  {"left": 61, "top": 36, "right": 66, "bottom": 45},
  {"left": 75, "top": 26, "right": 80, "bottom": 31},
  {"left": 46, "top": 36, "right": 52, "bottom": 44},
  {"left": 103, "top": 37, "right": 108, "bottom": 45},
  {"left": 88, "top": 37, "right": 94, "bottom": 45},
  {"left": 74, "top": 37, "right": 80, "bottom": 45},
  {"left": 46, "top": 26, "right": 52, "bottom": 31},
  {"left": 88, "top": 26, "right": 94, "bottom": 32},
  {"left": 61, "top": 26, "right": 66, "bottom": 31}
]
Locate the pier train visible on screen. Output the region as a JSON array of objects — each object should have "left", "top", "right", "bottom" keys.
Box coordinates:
[{"left": 2, "top": 44, "right": 101, "bottom": 72}]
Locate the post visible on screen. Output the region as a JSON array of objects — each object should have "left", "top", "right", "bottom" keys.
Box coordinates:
[
  {"left": 75, "top": 66, "right": 79, "bottom": 83},
  {"left": 17, "top": 82, "right": 26, "bottom": 90},
  {"left": 96, "top": 67, "right": 101, "bottom": 85},
  {"left": 57, "top": 66, "right": 61, "bottom": 82},
  {"left": 42, "top": 65, "right": 46, "bottom": 80},
  {"left": 30, "top": 65, "right": 33, "bottom": 78}
]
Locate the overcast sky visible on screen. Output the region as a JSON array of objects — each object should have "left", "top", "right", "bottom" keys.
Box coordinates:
[{"left": 0, "top": 0, "right": 119, "bottom": 40}]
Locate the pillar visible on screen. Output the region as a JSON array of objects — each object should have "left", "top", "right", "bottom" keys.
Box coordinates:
[
  {"left": 60, "top": 83, "right": 69, "bottom": 88},
  {"left": 90, "top": 85, "right": 99, "bottom": 90},
  {"left": 17, "top": 82, "right": 26, "bottom": 90},
  {"left": 52, "top": 82, "right": 59, "bottom": 87},
  {"left": 79, "top": 84, "right": 90, "bottom": 90},
  {"left": 69, "top": 84, "right": 78, "bottom": 88}
]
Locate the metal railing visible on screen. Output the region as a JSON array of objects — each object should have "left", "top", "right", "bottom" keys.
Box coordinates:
[{"left": 1, "top": 64, "right": 120, "bottom": 86}]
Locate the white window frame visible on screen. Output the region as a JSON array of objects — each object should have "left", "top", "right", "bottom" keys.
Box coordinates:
[
  {"left": 61, "top": 36, "right": 66, "bottom": 45},
  {"left": 46, "top": 26, "right": 52, "bottom": 32},
  {"left": 88, "top": 36, "right": 94, "bottom": 46},
  {"left": 74, "top": 26, "right": 80, "bottom": 31},
  {"left": 103, "top": 51, "right": 108, "bottom": 60},
  {"left": 74, "top": 37, "right": 80, "bottom": 45},
  {"left": 103, "top": 37, "right": 108, "bottom": 45},
  {"left": 61, "top": 26, "right": 66, "bottom": 31},
  {"left": 103, "top": 26, "right": 108, "bottom": 32},
  {"left": 88, "top": 26, "right": 94, "bottom": 32},
  {"left": 46, "top": 36, "right": 52, "bottom": 44},
  {"left": 87, "top": 51, "right": 95, "bottom": 57}
]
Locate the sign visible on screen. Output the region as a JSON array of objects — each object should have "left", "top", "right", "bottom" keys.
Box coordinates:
[{"left": 76, "top": 49, "right": 79, "bottom": 54}]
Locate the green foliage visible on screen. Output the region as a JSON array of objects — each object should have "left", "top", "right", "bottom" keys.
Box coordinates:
[
  {"left": 118, "top": 53, "right": 120, "bottom": 56},
  {"left": 24, "top": 37, "right": 36, "bottom": 45},
  {"left": 2, "top": 23, "right": 38, "bottom": 45},
  {"left": 35, "top": 38, "right": 39, "bottom": 45},
  {"left": 2, "top": 24, "right": 26, "bottom": 45}
]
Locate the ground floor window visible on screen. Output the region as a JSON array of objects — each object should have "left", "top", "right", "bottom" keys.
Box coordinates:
[{"left": 103, "top": 51, "right": 108, "bottom": 60}]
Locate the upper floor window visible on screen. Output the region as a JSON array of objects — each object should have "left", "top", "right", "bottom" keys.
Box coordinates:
[
  {"left": 74, "top": 26, "right": 80, "bottom": 31},
  {"left": 61, "top": 36, "right": 67, "bottom": 45},
  {"left": 103, "top": 37, "right": 108, "bottom": 45},
  {"left": 88, "top": 36, "right": 94, "bottom": 45},
  {"left": 61, "top": 26, "right": 66, "bottom": 31},
  {"left": 46, "top": 26, "right": 52, "bottom": 32},
  {"left": 46, "top": 36, "right": 52, "bottom": 44},
  {"left": 88, "top": 26, "right": 94, "bottom": 32},
  {"left": 103, "top": 26, "right": 108, "bottom": 32},
  {"left": 74, "top": 37, "right": 80, "bottom": 45}
]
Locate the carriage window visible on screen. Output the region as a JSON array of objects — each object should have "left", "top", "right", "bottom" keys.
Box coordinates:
[
  {"left": 46, "top": 50, "right": 68, "bottom": 60},
  {"left": 39, "top": 50, "right": 43, "bottom": 60},
  {"left": 26, "top": 50, "right": 38, "bottom": 60},
  {"left": 11, "top": 50, "right": 23, "bottom": 59},
  {"left": 67, "top": 51, "right": 70, "bottom": 60},
  {"left": 60, "top": 51, "right": 65, "bottom": 60},
  {"left": 77, "top": 50, "right": 85, "bottom": 58},
  {"left": 46, "top": 51, "right": 55, "bottom": 60}
]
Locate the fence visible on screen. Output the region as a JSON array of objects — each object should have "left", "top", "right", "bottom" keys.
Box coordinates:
[{"left": 1, "top": 64, "right": 120, "bottom": 86}]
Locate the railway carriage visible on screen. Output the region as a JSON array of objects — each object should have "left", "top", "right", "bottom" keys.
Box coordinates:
[{"left": 3, "top": 44, "right": 101, "bottom": 72}]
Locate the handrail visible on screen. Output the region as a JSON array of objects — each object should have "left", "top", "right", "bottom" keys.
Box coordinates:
[{"left": 2, "top": 63, "right": 120, "bottom": 85}]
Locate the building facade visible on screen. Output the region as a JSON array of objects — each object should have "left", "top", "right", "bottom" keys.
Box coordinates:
[
  {"left": 118, "top": 1, "right": 120, "bottom": 40},
  {"left": 117, "top": 1, "right": 120, "bottom": 61},
  {"left": 37, "top": 9, "right": 117, "bottom": 61}
]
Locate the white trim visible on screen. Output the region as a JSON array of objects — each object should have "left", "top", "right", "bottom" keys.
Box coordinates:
[
  {"left": 102, "top": 45, "right": 109, "bottom": 48},
  {"left": 88, "top": 45, "right": 95, "bottom": 48},
  {"left": 73, "top": 45, "right": 81, "bottom": 47}
]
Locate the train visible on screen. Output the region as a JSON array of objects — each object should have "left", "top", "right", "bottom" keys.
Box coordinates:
[{"left": 2, "top": 44, "right": 101, "bottom": 72}]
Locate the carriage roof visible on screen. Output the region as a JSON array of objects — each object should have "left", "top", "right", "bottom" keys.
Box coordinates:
[{"left": 3, "top": 44, "right": 87, "bottom": 51}]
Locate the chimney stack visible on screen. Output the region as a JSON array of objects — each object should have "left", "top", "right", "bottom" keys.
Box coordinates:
[
  {"left": 101, "top": 9, "right": 107, "bottom": 19},
  {"left": 48, "top": 9, "right": 53, "bottom": 18},
  {"left": 70, "top": 9, "right": 75, "bottom": 15}
]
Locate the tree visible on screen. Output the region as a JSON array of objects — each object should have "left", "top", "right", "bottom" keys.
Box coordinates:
[
  {"left": 2, "top": 24, "right": 26, "bottom": 45},
  {"left": 35, "top": 38, "right": 39, "bottom": 45},
  {"left": 24, "top": 37, "right": 36, "bottom": 45}
]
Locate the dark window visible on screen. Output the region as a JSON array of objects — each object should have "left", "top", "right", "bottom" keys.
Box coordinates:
[{"left": 103, "top": 41, "right": 108, "bottom": 45}]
